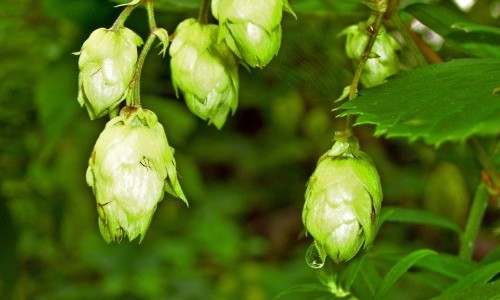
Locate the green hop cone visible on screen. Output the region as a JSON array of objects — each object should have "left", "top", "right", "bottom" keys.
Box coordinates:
[
  {"left": 86, "top": 107, "right": 187, "bottom": 243},
  {"left": 211, "top": 0, "right": 295, "bottom": 68},
  {"left": 303, "top": 134, "right": 382, "bottom": 263},
  {"left": 169, "top": 19, "right": 238, "bottom": 129},
  {"left": 76, "top": 27, "right": 143, "bottom": 119},
  {"left": 340, "top": 22, "right": 401, "bottom": 87}
]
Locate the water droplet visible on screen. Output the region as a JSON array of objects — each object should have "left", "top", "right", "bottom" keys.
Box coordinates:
[{"left": 306, "top": 242, "right": 326, "bottom": 269}]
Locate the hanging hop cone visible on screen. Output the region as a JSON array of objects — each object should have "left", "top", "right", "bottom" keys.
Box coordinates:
[
  {"left": 303, "top": 134, "right": 382, "bottom": 263},
  {"left": 340, "top": 21, "right": 401, "bottom": 87},
  {"left": 86, "top": 107, "right": 187, "bottom": 243},
  {"left": 76, "top": 27, "right": 143, "bottom": 119},
  {"left": 169, "top": 19, "right": 239, "bottom": 129},
  {"left": 211, "top": 0, "right": 295, "bottom": 68}
]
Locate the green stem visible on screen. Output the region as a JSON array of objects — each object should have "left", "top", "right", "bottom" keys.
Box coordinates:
[
  {"left": 128, "top": 32, "right": 157, "bottom": 107},
  {"left": 198, "top": 0, "right": 210, "bottom": 24},
  {"left": 126, "top": 1, "right": 158, "bottom": 107},
  {"left": 459, "top": 183, "right": 489, "bottom": 260},
  {"left": 111, "top": 2, "right": 140, "bottom": 30},
  {"left": 391, "top": 12, "right": 427, "bottom": 67},
  {"left": 145, "top": 0, "right": 157, "bottom": 30},
  {"left": 344, "top": 11, "right": 384, "bottom": 131}
]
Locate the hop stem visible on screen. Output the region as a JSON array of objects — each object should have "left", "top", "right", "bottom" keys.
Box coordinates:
[
  {"left": 145, "top": 0, "right": 157, "bottom": 29},
  {"left": 128, "top": 32, "right": 157, "bottom": 107},
  {"left": 127, "top": 0, "right": 158, "bottom": 107},
  {"left": 198, "top": 0, "right": 210, "bottom": 24},
  {"left": 344, "top": 11, "right": 384, "bottom": 131},
  {"left": 111, "top": 2, "right": 140, "bottom": 30}
]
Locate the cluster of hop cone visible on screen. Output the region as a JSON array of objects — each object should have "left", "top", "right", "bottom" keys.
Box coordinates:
[
  {"left": 76, "top": 0, "right": 295, "bottom": 243},
  {"left": 77, "top": 0, "right": 401, "bottom": 267}
]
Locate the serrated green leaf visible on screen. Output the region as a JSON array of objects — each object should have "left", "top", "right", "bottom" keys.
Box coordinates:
[
  {"left": 373, "top": 249, "right": 437, "bottom": 300},
  {"left": 442, "top": 261, "right": 500, "bottom": 295},
  {"left": 339, "top": 59, "right": 500, "bottom": 146},
  {"left": 379, "top": 207, "right": 462, "bottom": 234},
  {"left": 405, "top": 3, "right": 500, "bottom": 58}
]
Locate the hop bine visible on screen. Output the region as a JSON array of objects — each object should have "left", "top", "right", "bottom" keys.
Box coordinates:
[
  {"left": 86, "top": 107, "right": 187, "bottom": 243},
  {"left": 303, "top": 134, "right": 382, "bottom": 263}
]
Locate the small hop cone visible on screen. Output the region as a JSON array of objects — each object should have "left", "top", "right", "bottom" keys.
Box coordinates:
[
  {"left": 340, "top": 22, "right": 401, "bottom": 87},
  {"left": 211, "top": 0, "right": 295, "bottom": 68},
  {"left": 169, "top": 19, "right": 239, "bottom": 129},
  {"left": 86, "top": 107, "right": 187, "bottom": 243},
  {"left": 303, "top": 135, "right": 382, "bottom": 263},
  {"left": 76, "top": 27, "right": 143, "bottom": 119}
]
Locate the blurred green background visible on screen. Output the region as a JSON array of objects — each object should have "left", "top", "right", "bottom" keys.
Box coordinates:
[{"left": 1, "top": 0, "right": 498, "bottom": 299}]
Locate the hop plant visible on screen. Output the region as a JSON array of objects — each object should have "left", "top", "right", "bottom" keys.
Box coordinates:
[
  {"left": 303, "top": 134, "right": 382, "bottom": 263},
  {"left": 211, "top": 0, "right": 295, "bottom": 68},
  {"left": 86, "top": 107, "right": 187, "bottom": 243},
  {"left": 76, "top": 27, "right": 143, "bottom": 119},
  {"left": 169, "top": 18, "right": 239, "bottom": 129},
  {"left": 341, "top": 22, "right": 401, "bottom": 87}
]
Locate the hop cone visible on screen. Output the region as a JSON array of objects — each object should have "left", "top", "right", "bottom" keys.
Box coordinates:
[
  {"left": 169, "top": 19, "right": 239, "bottom": 129},
  {"left": 86, "top": 107, "right": 187, "bottom": 242},
  {"left": 76, "top": 27, "right": 143, "bottom": 119},
  {"left": 211, "top": 0, "right": 295, "bottom": 68},
  {"left": 341, "top": 22, "right": 401, "bottom": 87},
  {"left": 303, "top": 135, "right": 382, "bottom": 263}
]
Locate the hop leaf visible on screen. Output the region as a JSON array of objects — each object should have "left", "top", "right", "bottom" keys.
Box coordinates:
[
  {"left": 169, "top": 18, "right": 239, "bottom": 129},
  {"left": 86, "top": 107, "right": 187, "bottom": 243},
  {"left": 76, "top": 27, "right": 143, "bottom": 119},
  {"left": 302, "top": 135, "right": 382, "bottom": 263}
]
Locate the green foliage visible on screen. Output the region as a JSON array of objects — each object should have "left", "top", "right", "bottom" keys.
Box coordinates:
[
  {"left": 340, "top": 59, "right": 500, "bottom": 146},
  {"left": 432, "top": 281, "right": 500, "bottom": 300},
  {"left": 1, "top": 0, "right": 499, "bottom": 299},
  {"left": 379, "top": 206, "right": 462, "bottom": 234},
  {"left": 442, "top": 260, "right": 500, "bottom": 295},
  {"left": 373, "top": 249, "right": 438, "bottom": 300}
]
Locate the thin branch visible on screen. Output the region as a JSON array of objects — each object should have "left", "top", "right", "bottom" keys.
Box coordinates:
[{"left": 344, "top": 11, "right": 384, "bottom": 131}]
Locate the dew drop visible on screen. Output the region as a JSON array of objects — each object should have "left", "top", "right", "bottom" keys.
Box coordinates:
[{"left": 306, "top": 242, "right": 326, "bottom": 269}]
